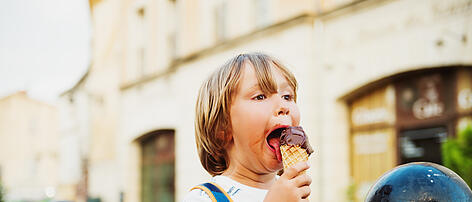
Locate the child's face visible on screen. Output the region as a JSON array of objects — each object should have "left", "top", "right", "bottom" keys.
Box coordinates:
[{"left": 228, "top": 62, "right": 300, "bottom": 173}]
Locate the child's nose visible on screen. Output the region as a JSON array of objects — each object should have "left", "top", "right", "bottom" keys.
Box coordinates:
[
  {"left": 278, "top": 109, "right": 289, "bottom": 115},
  {"left": 277, "top": 104, "right": 290, "bottom": 116}
]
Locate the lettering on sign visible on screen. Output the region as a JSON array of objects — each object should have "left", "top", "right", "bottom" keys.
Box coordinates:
[
  {"left": 458, "top": 88, "right": 472, "bottom": 110},
  {"left": 413, "top": 99, "right": 444, "bottom": 119},
  {"left": 412, "top": 75, "right": 444, "bottom": 119},
  {"left": 354, "top": 133, "right": 388, "bottom": 155},
  {"left": 352, "top": 107, "right": 389, "bottom": 126}
]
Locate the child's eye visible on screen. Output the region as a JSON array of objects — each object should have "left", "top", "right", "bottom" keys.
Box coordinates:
[
  {"left": 253, "top": 94, "right": 266, "bottom": 100},
  {"left": 283, "top": 94, "right": 293, "bottom": 101}
]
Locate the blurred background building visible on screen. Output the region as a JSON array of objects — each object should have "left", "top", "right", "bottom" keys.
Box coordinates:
[
  {"left": 0, "top": 0, "right": 471, "bottom": 201},
  {"left": 0, "top": 92, "right": 59, "bottom": 201}
]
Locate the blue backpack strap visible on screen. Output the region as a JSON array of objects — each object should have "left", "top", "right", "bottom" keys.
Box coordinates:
[{"left": 190, "top": 182, "right": 233, "bottom": 202}]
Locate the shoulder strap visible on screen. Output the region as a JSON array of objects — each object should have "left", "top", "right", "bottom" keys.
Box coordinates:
[{"left": 191, "top": 182, "right": 234, "bottom": 202}]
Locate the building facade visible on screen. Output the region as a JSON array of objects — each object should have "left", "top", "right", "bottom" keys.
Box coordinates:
[
  {"left": 0, "top": 92, "right": 60, "bottom": 201},
  {"left": 63, "top": 0, "right": 472, "bottom": 201}
]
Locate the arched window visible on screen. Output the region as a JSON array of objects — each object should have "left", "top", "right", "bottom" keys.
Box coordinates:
[{"left": 139, "top": 129, "right": 175, "bottom": 202}]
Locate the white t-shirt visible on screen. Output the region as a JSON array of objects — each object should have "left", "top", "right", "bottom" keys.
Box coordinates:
[{"left": 182, "top": 175, "right": 270, "bottom": 202}]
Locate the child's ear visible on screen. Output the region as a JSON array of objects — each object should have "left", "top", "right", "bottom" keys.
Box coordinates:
[{"left": 218, "top": 130, "right": 233, "bottom": 143}]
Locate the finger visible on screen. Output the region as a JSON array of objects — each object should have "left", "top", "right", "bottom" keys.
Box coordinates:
[
  {"left": 300, "top": 198, "right": 309, "bottom": 202},
  {"left": 282, "top": 162, "right": 310, "bottom": 179},
  {"left": 293, "top": 173, "right": 312, "bottom": 187},
  {"left": 298, "top": 186, "right": 311, "bottom": 199}
]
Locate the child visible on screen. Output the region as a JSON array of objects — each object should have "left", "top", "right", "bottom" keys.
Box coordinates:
[{"left": 184, "top": 53, "right": 312, "bottom": 202}]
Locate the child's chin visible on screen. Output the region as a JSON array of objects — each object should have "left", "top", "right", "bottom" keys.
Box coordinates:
[{"left": 266, "top": 162, "right": 283, "bottom": 172}]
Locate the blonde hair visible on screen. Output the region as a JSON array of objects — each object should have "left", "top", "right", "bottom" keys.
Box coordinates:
[{"left": 195, "top": 53, "right": 298, "bottom": 176}]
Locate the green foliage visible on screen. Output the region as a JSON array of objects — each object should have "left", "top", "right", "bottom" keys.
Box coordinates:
[
  {"left": 442, "top": 125, "right": 472, "bottom": 187},
  {"left": 346, "top": 183, "right": 357, "bottom": 202},
  {"left": 0, "top": 181, "right": 4, "bottom": 202}
]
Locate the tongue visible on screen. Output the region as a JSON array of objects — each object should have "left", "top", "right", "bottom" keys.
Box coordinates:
[{"left": 268, "top": 137, "right": 282, "bottom": 162}]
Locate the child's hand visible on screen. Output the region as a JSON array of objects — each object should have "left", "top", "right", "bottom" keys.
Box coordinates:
[{"left": 264, "top": 162, "right": 312, "bottom": 202}]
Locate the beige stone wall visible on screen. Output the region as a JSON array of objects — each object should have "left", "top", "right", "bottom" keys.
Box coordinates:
[
  {"left": 175, "top": 0, "right": 315, "bottom": 58},
  {"left": 0, "top": 92, "right": 59, "bottom": 200},
  {"left": 86, "top": 1, "right": 127, "bottom": 201}
]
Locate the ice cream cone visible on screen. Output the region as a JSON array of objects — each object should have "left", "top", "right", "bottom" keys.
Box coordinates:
[{"left": 280, "top": 145, "right": 309, "bottom": 173}]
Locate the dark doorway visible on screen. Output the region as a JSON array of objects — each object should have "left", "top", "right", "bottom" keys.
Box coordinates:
[
  {"left": 140, "top": 130, "right": 175, "bottom": 202},
  {"left": 399, "top": 127, "right": 447, "bottom": 164}
]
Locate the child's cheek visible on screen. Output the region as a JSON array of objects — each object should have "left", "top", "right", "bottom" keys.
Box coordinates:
[{"left": 292, "top": 105, "right": 301, "bottom": 125}]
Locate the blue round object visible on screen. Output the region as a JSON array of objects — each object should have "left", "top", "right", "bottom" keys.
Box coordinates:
[{"left": 365, "top": 162, "right": 472, "bottom": 202}]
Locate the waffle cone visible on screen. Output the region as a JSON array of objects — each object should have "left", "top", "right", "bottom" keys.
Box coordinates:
[{"left": 280, "top": 145, "right": 309, "bottom": 173}]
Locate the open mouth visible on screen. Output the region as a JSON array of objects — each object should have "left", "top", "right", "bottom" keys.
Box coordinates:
[{"left": 266, "top": 126, "right": 287, "bottom": 162}]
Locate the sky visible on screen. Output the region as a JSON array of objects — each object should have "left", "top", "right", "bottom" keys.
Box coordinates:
[{"left": 0, "top": 0, "right": 91, "bottom": 104}]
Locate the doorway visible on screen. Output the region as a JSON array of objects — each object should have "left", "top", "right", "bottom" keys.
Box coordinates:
[{"left": 399, "top": 127, "right": 447, "bottom": 164}]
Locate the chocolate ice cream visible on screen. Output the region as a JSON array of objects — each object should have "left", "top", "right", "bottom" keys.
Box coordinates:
[{"left": 280, "top": 126, "right": 314, "bottom": 155}]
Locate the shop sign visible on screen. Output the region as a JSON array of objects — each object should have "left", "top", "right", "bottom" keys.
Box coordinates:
[
  {"left": 411, "top": 75, "right": 445, "bottom": 119},
  {"left": 352, "top": 107, "right": 390, "bottom": 126},
  {"left": 458, "top": 88, "right": 472, "bottom": 110}
]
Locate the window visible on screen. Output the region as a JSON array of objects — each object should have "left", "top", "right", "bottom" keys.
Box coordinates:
[
  {"left": 140, "top": 130, "right": 175, "bottom": 202},
  {"left": 214, "top": 1, "right": 227, "bottom": 42},
  {"left": 167, "top": 34, "right": 176, "bottom": 59},
  {"left": 399, "top": 127, "right": 447, "bottom": 164},
  {"left": 136, "top": 7, "right": 147, "bottom": 78},
  {"left": 167, "top": 1, "right": 177, "bottom": 59},
  {"left": 253, "top": 0, "right": 270, "bottom": 28}
]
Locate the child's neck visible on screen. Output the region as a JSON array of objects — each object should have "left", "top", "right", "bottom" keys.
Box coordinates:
[{"left": 222, "top": 165, "right": 277, "bottom": 190}]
